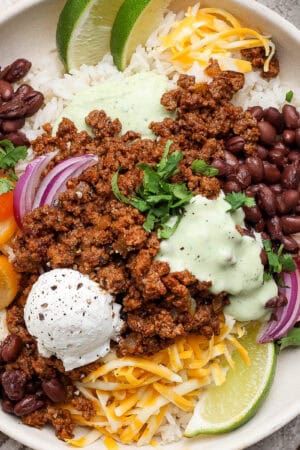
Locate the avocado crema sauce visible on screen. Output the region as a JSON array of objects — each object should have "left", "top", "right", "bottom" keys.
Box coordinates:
[
  {"left": 55, "top": 72, "right": 175, "bottom": 138},
  {"left": 58, "top": 72, "right": 277, "bottom": 322},
  {"left": 156, "top": 194, "right": 278, "bottom": 321}
]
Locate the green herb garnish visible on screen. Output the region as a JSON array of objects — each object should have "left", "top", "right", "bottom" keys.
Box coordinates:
[
  {"left": 0, "top": 178, "right": 14, "bottom": 195},
  {"left": 285, "top": 90, "right": 294, "bottom": 102},
  {"left": 263, "top": 240, "right": 296, "bottom": 278},
  {"left": 278, "top": 327, "right": 300, "bottom": 351},
  {"left": 0, "top": 139, "right": 27, "bottom": 171},
  {"left": 112, "top": 141, "right": 193, "bottom": 238},
  {"left": 191, "top": 159, "right": 219, "bottom": 177},
  {"left": 224, "top": 192, "right": 256, "bottom": 211}
]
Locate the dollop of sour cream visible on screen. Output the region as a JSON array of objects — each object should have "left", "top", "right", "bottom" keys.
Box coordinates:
[{"left": 156, "top": 194, "right": 278, "bottom": 321}]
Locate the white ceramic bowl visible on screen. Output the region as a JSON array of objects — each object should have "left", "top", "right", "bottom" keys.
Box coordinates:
[{"left": 0, "top": 1, "right": 300, "bottom": 449}]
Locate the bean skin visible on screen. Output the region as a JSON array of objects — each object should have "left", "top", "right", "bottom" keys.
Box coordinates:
[
  {"left": 257, "top": 185, "right": 277, "bottom": 216},
  {"left": 262, "top": 161, "right": 281, "bottom": 184},
  {"left": 1, "top": 334, "right": 23, "bottom": 363},
  {"left": 282, "top": 104, "right": 299, "bottom": 129},
  {"left": 224, "top": 150, "right": 239, "bottom": 169},
  {"left": 254, "top": 218, "right": 265, "bottom": 232},
  {"left": 0, "top": 80, "right": 13, "bottom": 101},
  {"left": 1, "top": 118, "right": 25, "bottom": 133},
  {"left": 263, "top": 107, "right": 283, "bottom": 132},
  {"left": 266, "top": 216, "right": 283, "bottom": 240},
  {"left": 243, "top": 205, "right": 262, "bottom": 223},
  {"left": 15, "top": 84, "right": 33, "bottom": 98},
  {"left": 281, "top": 235, "right": 299, "bottom": 252},
  {"left": 281, "top": 164, "right": 298, "bottom": 189},
  {"left": 281, "top": 216, "right": 300, "bottom": 234},
  {"left": 229, "top": 164, "right": 251, "bottom": 189},
  {"left": 295, "top": 128, "right": 300, "bottom": 147},
  {"left": 14, "top": 395, "right": 44, "bottom": 417},
  {"left": 258, "top": 121, "right": 277, "bottom": 146},
  {"left": 1, "top": 370, "right": 27, "bottom": 401},
  {"left": 268, "top": 148, "right": 287, "bottom": 168},
  {"left": 223, "top": 180, "right": 241, "bottom": 193},
  {"left": 42, "top": 378, "right": 66, "bottom": 403},
  {"left": 256, "top": 145, "right": 269, "bottom": 160},
  {"left": 211, "top": 159, "right": 234, "bottom": 177},
  {"left": 245, "top": 156, "right": 264, "bottom": 182},
  {"left": 282, "top": 129, "right": 296, "bottom": 146},
  {"left": 248, "top": 106, "right": 264, "bottom": 121},
  {"left": 226, "top": 136, "right": 245, "bottom": 153}
]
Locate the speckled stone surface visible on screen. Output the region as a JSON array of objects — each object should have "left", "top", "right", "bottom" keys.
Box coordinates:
[{"left": 0, "top": 0, "right": 299, "bottom": 449}]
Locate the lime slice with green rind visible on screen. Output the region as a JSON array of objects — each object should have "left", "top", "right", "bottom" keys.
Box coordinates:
[
  {"left": 185, "top": 322, "right": 276, "bottom": 436},
  {"left": 56, "top": 0, "right": 124, "bottom": 71},
  {"left": 110, "top": 0, "right": 171, "bottom": 71}
]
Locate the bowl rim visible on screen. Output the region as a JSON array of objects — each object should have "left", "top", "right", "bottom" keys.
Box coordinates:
[{"left": 0, "top": 0, "right": 299, "bottom": 449}]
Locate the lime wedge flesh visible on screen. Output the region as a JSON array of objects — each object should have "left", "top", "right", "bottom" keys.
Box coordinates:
[
  {"left": 56, "top": 0, "right": 124, "bottom": 71},
  {"left": 110, "top": 0, "right": 171, "bottom": 71},
  {"left": 185, "top": 322, "right": 276, "bottom": 436}
]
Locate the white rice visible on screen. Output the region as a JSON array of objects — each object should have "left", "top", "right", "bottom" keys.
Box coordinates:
[{"left": 8, "top": 3, "right": 300, "bottom": 446}]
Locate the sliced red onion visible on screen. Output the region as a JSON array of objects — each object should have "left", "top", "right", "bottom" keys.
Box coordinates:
[
  {"left": 258, "top": 260, "right": 300, "bottom": 343},
  {"left": 13, "top": 151, "right": 57, "bottom": 228},
  {"left": 33, "top": 154, "right": 98, "bottom": 208}
]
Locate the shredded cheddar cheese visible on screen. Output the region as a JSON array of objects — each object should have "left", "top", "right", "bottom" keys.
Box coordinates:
[
  {"left": 64, "top": 316, "right": 249, "bottom": 449},
  {"left": 159, "top": 5, "right": 275, "bottom": 73}
]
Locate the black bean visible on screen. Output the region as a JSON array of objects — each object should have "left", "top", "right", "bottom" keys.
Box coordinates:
[
  {"left": 1, "top": 370, "right": 27, "bottom": 401},
  {"left": 223, "top": 180, "right": 241, "bottom": 193},
  {"left": 262, "top": 161, "right": 281, "bottom": 184},
  {"left": 257, "top": 185, "right": 277, "bottom": 216},
  {"left": 281, "top": 216, "right": 300, "bottom": 234},
  {"left": 281, "top": 163, "right": 298, "bottom": 189},
  {"left": 288, "top": 151, "right": 300, "bottom": 162},
  {"left": 42, "top": 378, "right": 66, "bottom": 403},
  {"left": 14, "top": 395, "right": 44, "bottom": 417},
  {"left": 1, "top": 335, "right": 23, "bottom": 363},
  {"left": 0, "top": 80, "right": 13, "bottom": 101},
  {"left": 260, "top": 249, "right": 268, "bottom": 266},
  {"left": 282, "top": 104, "right": 299, "bottom": 129},
  {"left": 281, "top": 235, "right": 299, "bottom": 252},
  {"left": 225, "top": 136, "right": 245, "bottom": 153},
  {"left": 1, "top": 118, "right": 25, "bottom": 133},
  {"left": 258, "top": 121, "right": 277, "bottom": 146},
  {"left": 282, "top": 129, "right": 296, "bottom": 146},
  {"left": 268, "top": 148, "right": 287, "bottom": 168},
  {"left": 245, "top": 156, "right": 264, "bottom": 182},
  {"left": 266, "top": 216, "right": 283, "bottom": 240},
  {"left": 270, "top": 184, "right": 283, "bottom": 195},
  {"left": 256, "top": 145, "right": 269, "bottom": 160},
  {"left": 224, "top": 150, "right": 239, "bottom": 169},
  {"left": 243, "top": 205, "right": 262, "bottom": 223},
  {"left": 229, "top": 164, "right": 251, "bottom": 188},
  {"left": 248, "top": 106, "right": 264, "bottom": 121},
  {"left": 3, "top": 59, "right": 32, "bottom": 83},
  {"left": 254, "top": 218, "right": 265, "bottom": 232},
  {"left": 24, "top": 91, "right": 44, "bottom": 117},
  {"left": 1, "top": 399, "right": 15, "bottom": 414},
  {"left": 263, "top": 107, "right": 283, "bottom": 132},
  {"left": 295, "top": 128, "right": 300, "bottom": 147},
  {"left": 272, "top": 141, "right": 289, "bottom": 155},
  {"left": 5, "top": 131, "right": 29, "bottom": 147},
  {"left": 211, "top": 159, "right": 234, "bottom": 177}
]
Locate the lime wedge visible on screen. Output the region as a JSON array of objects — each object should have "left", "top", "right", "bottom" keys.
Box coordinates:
[
  {"left": 110, "top": 0, "right": 171, "bottom": 71},
  {"left": 184, "top": 322, "right": 276, "bottom": 436},
  {"left": 56, "top": 0, "right": 124, "bottom": 71}
]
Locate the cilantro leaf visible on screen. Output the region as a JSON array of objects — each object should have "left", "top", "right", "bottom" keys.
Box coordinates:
[
  {"left": 0, "top": 178, "right": 14, "bottom": 195},
  {"left": 0, "top": 139, "right": 27, "bottom": 171},
  {"left": 285, "top": 90, "right": 294, "bottom": 102},
  {"left": 278, "top": 327, "right": 300, "bottom": 351},
  {"left": 263, "top": 240, "right": 296, "bottom": 278},
  {"left": 111, "top": 141, "right": 193, "bottom": 239},
  {"left": 191, "top": 159, "right": 219, "bottom": 177},
  {"left": 224, "top": 192, "right": 256, "bottom": 211}
]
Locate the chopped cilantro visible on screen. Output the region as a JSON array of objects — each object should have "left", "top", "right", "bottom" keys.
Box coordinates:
[
  {"left": 0, "top": 139, "right": 27, "bottom": 171},
  {"left": 263, "top": 240, "right": 296, "bottom": 278},
  {"left": 111, "top": 141, "right": 193, "bottom": 238},
  {"left": 224, "top": 192, "right": 256, "bottom": 211},
  {"left": 285, "top": 90, "right": 294, "bottom": 102},
  {"left": 191, "top": 159, "right": 219, "bottom": 177},
  {"left": 278, "top": 327, "right": 300, "bottom": 351},
  {"left": 0, "top": 178, "right": 14, "bottom": 195}
]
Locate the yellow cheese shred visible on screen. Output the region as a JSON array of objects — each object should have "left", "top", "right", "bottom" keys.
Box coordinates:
[
  {"left": 64, "top": 317, "right": 249, "bottom": 447},
  {"left": 159, "top": 5, "right": 275, "bottom": 74}
]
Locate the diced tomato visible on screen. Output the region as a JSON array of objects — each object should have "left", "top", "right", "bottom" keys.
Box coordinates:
[{"left": 0, "top": 190, "right": 14, "bottom": 221}]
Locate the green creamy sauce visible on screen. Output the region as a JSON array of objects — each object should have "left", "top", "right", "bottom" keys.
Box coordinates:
[
  {"left": 55, "top": 72, "right": 175, "bottom": 138},
  {"left": 156, "top": 194, "right": 278, "bottom": 321}
]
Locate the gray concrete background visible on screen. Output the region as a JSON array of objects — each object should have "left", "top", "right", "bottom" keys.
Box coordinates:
[{"left": 0, "top": 0, "right": 299, "bottom": 449}]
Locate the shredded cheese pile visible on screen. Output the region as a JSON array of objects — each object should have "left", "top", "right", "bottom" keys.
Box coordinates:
[
  {"left": 64, "top": 317, "right": 249, "bottom": 449},
  {"left": 160, "top": 5, "right": 275, "bottom": 73}
]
